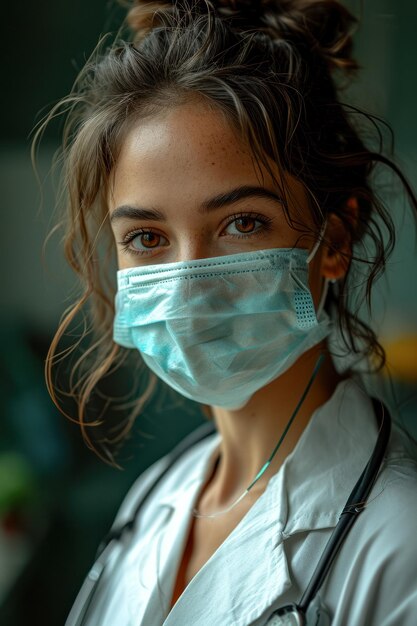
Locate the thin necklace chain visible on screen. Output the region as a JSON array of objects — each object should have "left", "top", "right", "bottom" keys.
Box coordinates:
[{"left": 191, "top": 353, "right": 325, "bottom": 519}]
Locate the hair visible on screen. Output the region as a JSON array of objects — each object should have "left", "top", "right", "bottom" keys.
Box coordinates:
[{"left": 32, "top": 0, "right": 417, "bottom": 467}]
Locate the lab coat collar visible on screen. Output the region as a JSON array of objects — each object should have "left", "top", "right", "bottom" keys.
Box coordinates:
[
  {"left": 160, "top": 378, "right": 379, "bottom": 533},
  {"left": 279, "top": 378, "right": 379, "bottom": 537},
  {"left": 145, "top": 378, "right": 380, "bottom": 625}
]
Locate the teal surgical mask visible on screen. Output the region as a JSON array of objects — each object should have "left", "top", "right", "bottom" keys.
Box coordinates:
[{"left": 113, "top": 236, "right": 332, "bottom": 410}]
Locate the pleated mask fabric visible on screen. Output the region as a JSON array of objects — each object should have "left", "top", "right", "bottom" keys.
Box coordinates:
[{"left": 113, "top": 247, "right": 332, "bottom": 410}]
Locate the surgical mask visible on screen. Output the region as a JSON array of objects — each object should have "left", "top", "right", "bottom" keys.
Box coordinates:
[{"left": 113, "top": 239, "right": 332, "bottom": 410}]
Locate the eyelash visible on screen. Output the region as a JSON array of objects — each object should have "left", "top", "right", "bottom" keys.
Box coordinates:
[{"left": 117, "top": 212, "right": 274, "bottom": 257}]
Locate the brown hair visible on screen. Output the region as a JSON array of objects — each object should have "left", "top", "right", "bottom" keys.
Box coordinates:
[{"left": 32, "top": 0, "right": 417, "bottom": 467}]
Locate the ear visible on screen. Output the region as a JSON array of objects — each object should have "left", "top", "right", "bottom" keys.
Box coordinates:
[{"left": 320, "top": 197, "right": 359, "bottom": 281}]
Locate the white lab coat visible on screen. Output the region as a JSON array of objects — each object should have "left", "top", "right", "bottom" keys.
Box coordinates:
[{"left": 72, "top": 378, "right": 417, "bottom": 625}]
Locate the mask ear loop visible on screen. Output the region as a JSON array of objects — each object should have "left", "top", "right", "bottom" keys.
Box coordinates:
[
  {"left": 316, "top": 277, "right": 331, "bottom": 319},
  {"left": 306, "top": 218, "right": 336, "bottom": 319},
  {"left": 306, "top": 218, "right": 328, "bottom": 264}
]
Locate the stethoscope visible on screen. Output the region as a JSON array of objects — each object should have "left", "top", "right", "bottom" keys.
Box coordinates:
[{"left": 65, "top": 397, "right": 391, "bottom": 626}]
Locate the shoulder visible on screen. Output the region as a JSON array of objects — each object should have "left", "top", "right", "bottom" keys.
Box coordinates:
[
  {"left": 326, "top": 424, "right": 417, "bottom": 624},
  {"left": 348, "top": 417, "right": 417, "bottom": 564},
  {"left": 368, "top": 426, "right": 417, "bottom": 554},
  {"left": 111, "top": 454, "right": 170, "bottom": 529}
]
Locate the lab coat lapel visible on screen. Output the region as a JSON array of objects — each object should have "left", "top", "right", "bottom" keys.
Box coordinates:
[
  {"left": 130, "top": 434, "right": 225, "bottom": 624},
  {"left": 123, "top": 503, "right": 175, "bottom": 624},
  {"left": 281, "top": 380, "right": 379, "bottom": 537},
  {"left": 162, "top": 472, "right": 292, "bottom": 626}
]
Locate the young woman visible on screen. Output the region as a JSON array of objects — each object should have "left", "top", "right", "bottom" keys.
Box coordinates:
[{"left": 34, "top": 0, "right": 417, "bottom": 624}]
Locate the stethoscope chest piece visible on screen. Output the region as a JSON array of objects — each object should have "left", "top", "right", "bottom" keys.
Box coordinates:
[
  {"left": 265, "top": 604, "right": 306, "bottom": 625},
  {"left": 266, "top": 595, "right": 331, "bottom": 626}
]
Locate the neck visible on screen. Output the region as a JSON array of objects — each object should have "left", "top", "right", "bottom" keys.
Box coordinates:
[{"left": 205, "top": 343, "right": 345, "bottom": 510}]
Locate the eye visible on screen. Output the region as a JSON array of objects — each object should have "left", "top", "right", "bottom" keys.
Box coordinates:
[
  {"left": 222, "top": 212, "right": 273, "bottom": 237},
  {"left": 133, "top": 231, "right": 163, "bottom": 249},
  {"left": 118, "top": 228, "right": 168, "bottom": 256}
]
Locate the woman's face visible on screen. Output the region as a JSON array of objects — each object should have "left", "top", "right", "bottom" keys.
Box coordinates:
[{"left": 107, "top": 99, "right": 324, "bottom": 298}]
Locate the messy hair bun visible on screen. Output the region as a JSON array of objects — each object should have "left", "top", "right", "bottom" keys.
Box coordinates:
[{"left": 127, "top": 0, "right": 358, "bottom": 73}]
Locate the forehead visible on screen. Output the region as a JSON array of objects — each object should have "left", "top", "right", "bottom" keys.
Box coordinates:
[
  {"left": 112, "top": 100, "right": 256, "bottom": 183},
  {"left": 108, "top": 99, "right": 309, "bottom": 215}
]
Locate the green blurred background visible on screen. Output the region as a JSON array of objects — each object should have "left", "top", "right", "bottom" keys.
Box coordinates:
[{"left": 0, "top": 1, "right": 416, "bottom": 625}]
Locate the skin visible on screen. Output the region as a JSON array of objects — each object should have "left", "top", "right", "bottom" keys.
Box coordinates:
[{"left": 108, "top": 98, "right": 353, "bottom": 515}]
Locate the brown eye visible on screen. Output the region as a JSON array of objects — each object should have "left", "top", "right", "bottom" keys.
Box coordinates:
[
  {"left": 235, "top": 217, "right": 256, "bottom": 233},
  {"left": 222, "top": 213, "right": 273, "bottom": 239},
  {"left": 118, "top": 228, "right": 169, "bottom": 256},
  {"left": 135, "top": 232, "right": 161, "bottom": 248},
  {"left": 129, "top": 230, "right": 168, "bottom": 250}
]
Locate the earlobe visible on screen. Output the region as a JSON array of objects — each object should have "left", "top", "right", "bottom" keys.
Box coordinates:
[
  {"left": 320, "top": 198, "right": 358, "bottom": 280},
  {"left": 320, "top": 234, "right": 350, "bottom": 280}
]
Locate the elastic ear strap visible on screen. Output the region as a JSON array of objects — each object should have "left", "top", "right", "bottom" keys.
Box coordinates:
[
  {"left": 307, "top": 218, "right": 328, "bottom": 264},
  {"left": 316, "top": 277, "right": 330, "bottom": 319}
]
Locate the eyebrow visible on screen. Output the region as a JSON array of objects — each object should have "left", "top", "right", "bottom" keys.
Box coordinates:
[{"left": 110, "top": 185, "right": 284, "bottom": 223}]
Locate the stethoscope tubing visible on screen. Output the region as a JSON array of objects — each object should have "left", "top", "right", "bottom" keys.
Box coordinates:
[{"left": 297, "top": 397, "right": 390, "bottom": 613}]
